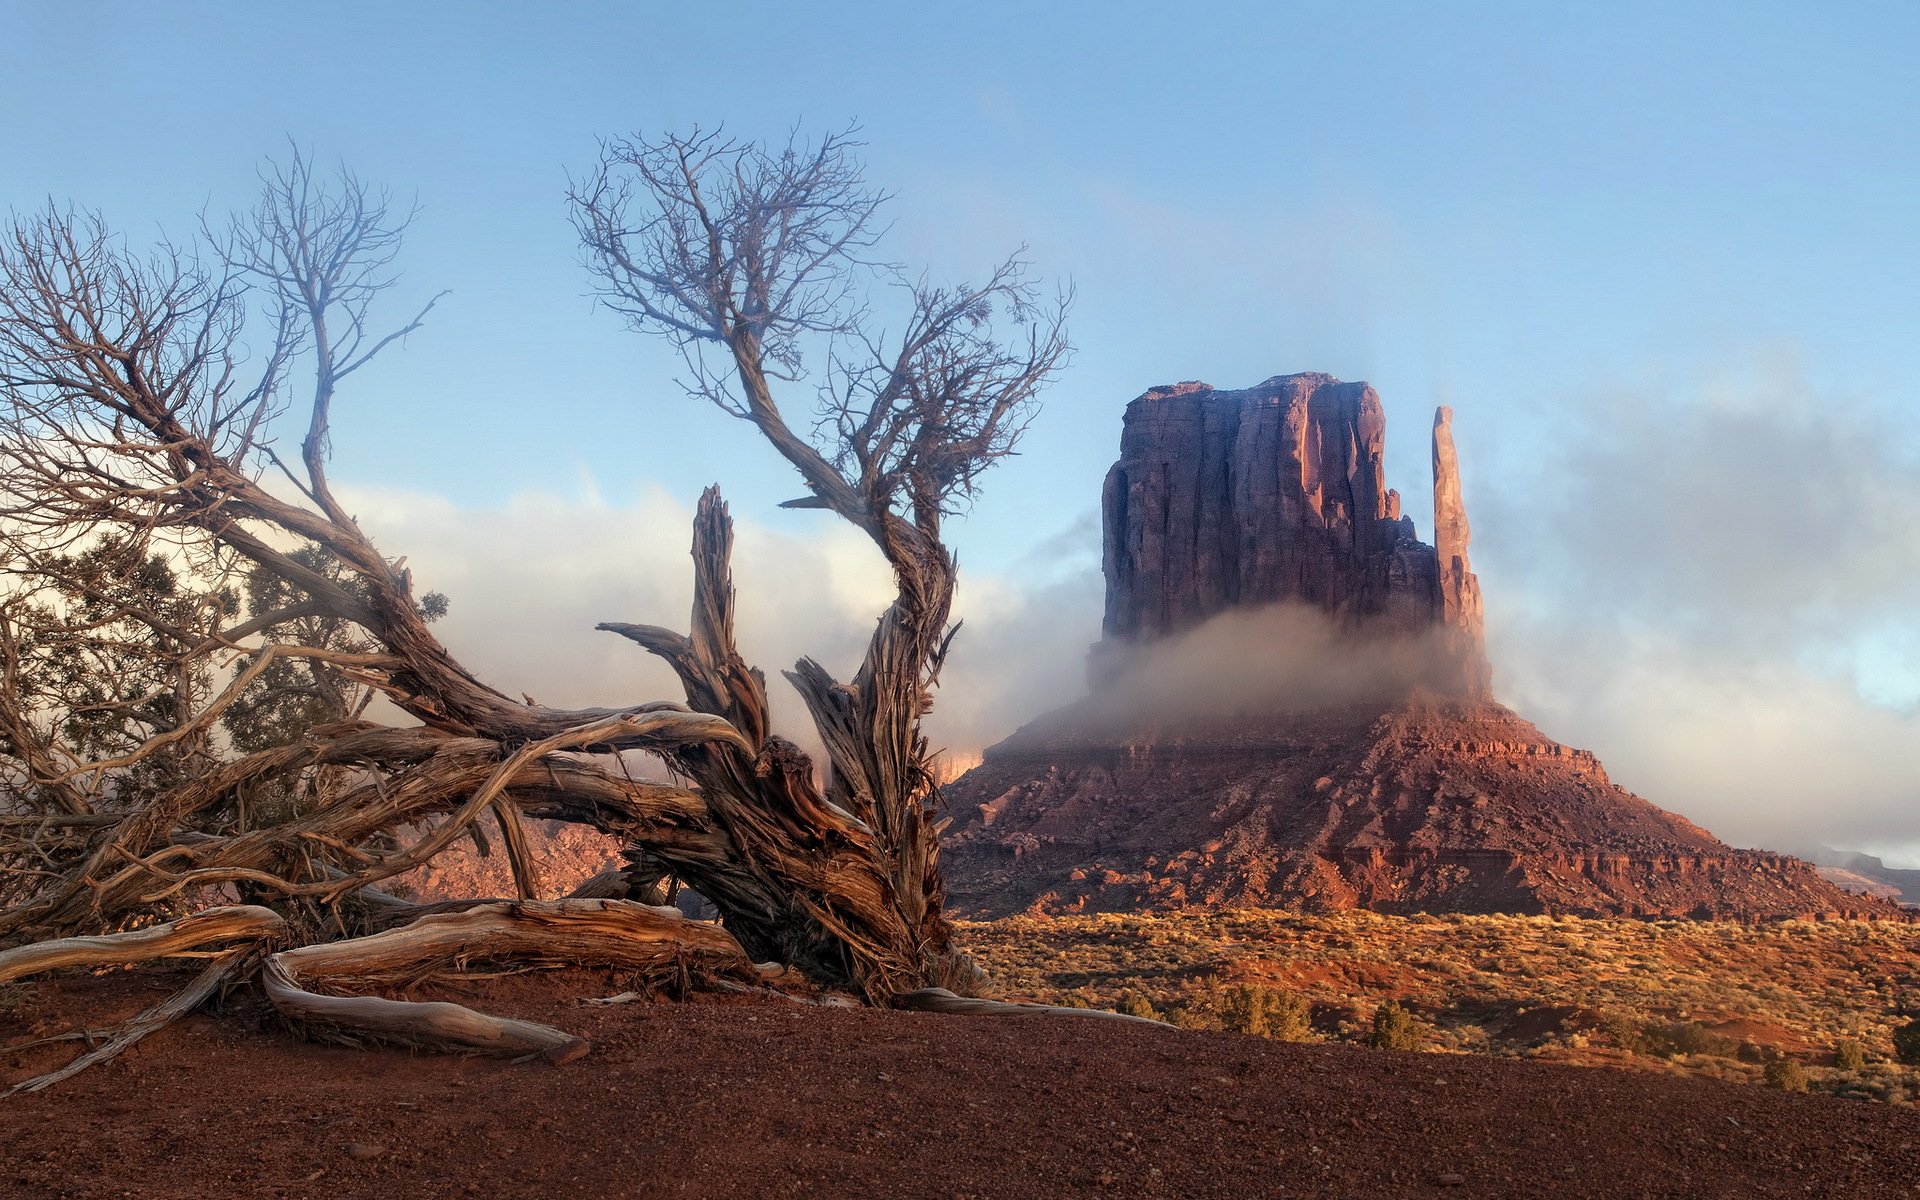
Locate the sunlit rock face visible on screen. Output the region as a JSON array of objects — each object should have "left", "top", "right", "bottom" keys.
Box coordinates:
[
  {"left": 942, "top": 375, "right": 1894, "bottom": 921},
  {"left": 1097, "top": 373, "right": 1490, "bottom": 697}
]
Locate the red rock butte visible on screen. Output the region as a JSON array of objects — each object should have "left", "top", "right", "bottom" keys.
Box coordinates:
[{"left": 942, "top": 373, "right": 1898, "bottom": 920}]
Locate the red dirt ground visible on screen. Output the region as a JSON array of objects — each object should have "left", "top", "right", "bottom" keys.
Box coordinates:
[{"left": 4, "top": 967, "right": 1918, "bottom": 1199}]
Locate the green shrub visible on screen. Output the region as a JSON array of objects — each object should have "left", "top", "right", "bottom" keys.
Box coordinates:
[
  {"left": 1116, "top": 991, "right": 1161, "bottom": 1022},
  {"left": 1600, "top": 1012, "right": 1650, "bottom": 1055},
  {"left": 1642, "top": 1021, "right": 1737, "bottom": 1059},
  {"left": 1262, "top": 989, "right": 1313, "bottom": 1043},
  {"left": 1369, "top": 1002, "right": 1422, "bottom": 1051},
  {"left": 1764, "top": 1058, "right": 1809, "bottom": 1093},
  {"left": 1894, "top": 1021, "right": 1920, "bottom": 1067},
  {"left": 1833, "top": 1039, "right": 1867, "bottom": 1070},
  {"left": 1215, "top": 985, "right": 1307, "bottom": 1041},
  {"left": 1169, "top": 1004, "right": 1213, "bottom": 1031}
]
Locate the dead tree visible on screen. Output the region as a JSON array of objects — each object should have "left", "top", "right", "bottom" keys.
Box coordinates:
[{"left": 0, "top": 132, "right": 1070, "bottom": 1075}]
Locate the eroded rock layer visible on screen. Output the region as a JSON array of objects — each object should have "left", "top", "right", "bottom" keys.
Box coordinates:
[
  {"left": 942, "top": 373, "right": 1894, "bottom": 920},
  {"left": 942, "top": 694, "right": 1897, "bottom": 919},
  {"left": 1099, "top": 373, "right": 1489, "bottom": 695}
]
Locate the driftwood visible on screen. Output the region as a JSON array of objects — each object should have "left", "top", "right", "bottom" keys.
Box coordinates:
[
  {"left": 260, "top": 899, "right": 761, "bottom": 1058},
  {"left": 895, "top": 987, "right": 1168, "bottom": 1026},
  {"left": 0, "top": 907, "right": 287, "bottom": 1096},
  {"left": 0, "top": 905, "right": 288, "bottom": 983},
  {"left": 4, "top": 954, "right": 252, "bottom": 1096}
]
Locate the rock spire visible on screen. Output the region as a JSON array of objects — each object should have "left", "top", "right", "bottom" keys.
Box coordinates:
[
  {"left": 1431, "top": 406, "right": 1492, "bottom": 696},
  {"left": 936, "top": 372, "right": 1896, "bottom": 923},
  {"left": 1098, "top": 373, "right": 1488, "bottom": 696}
]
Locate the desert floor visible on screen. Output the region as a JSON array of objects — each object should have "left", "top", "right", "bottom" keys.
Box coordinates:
[{"left": 4, "top": 960, "right": 1919, "bottom": 1199}]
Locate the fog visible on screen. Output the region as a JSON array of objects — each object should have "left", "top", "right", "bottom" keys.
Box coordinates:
[
  {"left": 343, "top": 368, "right": 1920, "bottom": 865},
  {"left": 1477, "top": 364, "right": 1920, "bottom": 863}
]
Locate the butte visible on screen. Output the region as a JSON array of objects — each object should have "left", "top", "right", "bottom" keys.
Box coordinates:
[{"left": 940, "top": 373, "right": 1897, "bottom": 920}]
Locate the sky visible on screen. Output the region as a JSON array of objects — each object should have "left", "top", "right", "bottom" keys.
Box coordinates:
[{"left": 3, "top": 1, "right": 1918, "bottom": 861}]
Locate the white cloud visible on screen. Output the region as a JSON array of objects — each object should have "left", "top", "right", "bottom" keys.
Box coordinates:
[
  {"left": 334, "top": 352, "right": 1920, "bottom": 871},
  {"left": 335, "top": 478, "right": 1094, "bottom": 771}
]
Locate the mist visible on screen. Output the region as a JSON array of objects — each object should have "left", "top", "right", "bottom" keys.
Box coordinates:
[
  {"left": 341, "top": 362, "right": 1920, "bottom": 867},
  {"left": 1059, "top": 604, "right": 1472, "bottom": 733},
  {"left": 1478, "top": 362, "right": 1920, "bottom": 864}
]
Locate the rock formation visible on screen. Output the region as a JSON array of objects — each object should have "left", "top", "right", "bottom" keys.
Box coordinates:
[
  {"left": 941, "top": 374, "right": 1898, "bottom": 921},
  {"left": 1098, "top": 374, "right": 1489, "bottom": 696}
]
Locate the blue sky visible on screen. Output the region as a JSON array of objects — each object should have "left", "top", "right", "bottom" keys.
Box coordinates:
[{"left": 4, "top": 1, "right": 1919, "bottom": 856}]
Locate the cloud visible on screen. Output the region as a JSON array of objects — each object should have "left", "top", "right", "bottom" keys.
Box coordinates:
[
  {"left": 336, "top": 478, "right": 1103, "bottom": 774},
  {"left": 1478, "top": 359, "right": 1920, "bottom": 862},
  {"left": 340, "top": 480, "right": 888, "bottom": 744},
  {"left": 335, "top": 355, "right": 1920, "bottom": 870},
  {"left": 1060, "top": 603, "right": 1477, "bottom": 734}
]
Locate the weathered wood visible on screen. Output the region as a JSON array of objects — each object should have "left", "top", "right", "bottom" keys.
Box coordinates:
[
  {"left": 260, "top": 898, "right": 760, "bottom": 1057},
  {"left": 4, "top": 953, "right": 252, "bottom": 1097},
  {"left": 894, "top": 987, "right": 1166, "bottom": 1026},
  {"left": 0, "top": 905, "right": 287, "bottom": 983}
]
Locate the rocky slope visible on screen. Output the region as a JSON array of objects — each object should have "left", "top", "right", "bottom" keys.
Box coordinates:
[
  {"left": 943, "top": 692, "right": 1894, "bottom": 918},
  {"left": 1796, "top": 846, "right": 1920, "bottom": 905},
  {"left": 943, "top": 373, "right": 1894, "bottom": 921}
]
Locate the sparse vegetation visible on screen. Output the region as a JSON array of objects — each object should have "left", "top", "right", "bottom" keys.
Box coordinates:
[
  {"left": 1186, "top": 984, "right": 1312, "bottom": 1040},
  {"left": 1764, "top": 1058, "right": 1810, "bottom": 1092},
  {"left": 962, "top": 909, "right": 1920, "bottom": 1102},
  {"left": 1369, "top": 1001, "right": 1422, "bottom": 1051}
]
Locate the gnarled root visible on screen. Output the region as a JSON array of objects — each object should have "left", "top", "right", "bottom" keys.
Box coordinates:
[
  {"left": 5, "top": 953, "right": 251, "bottom": 1097},
  {"left": 261, "top": 897, "right": 760, "bottom": 1059},
  {"left": 894, "top": 987, "right": 1168, "bottom": 1026},
  {"left": 0, "top": 907, "right": 286, "bottom": 1098},
  {"left": 0, "top": 905, "right": 287, "bottom": 983}
]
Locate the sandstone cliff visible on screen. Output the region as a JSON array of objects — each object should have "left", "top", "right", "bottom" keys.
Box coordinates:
[
  {"left": 941, "top": 373, "right": 1894, "bottom": 921},
  {"left": 1099, "top": 373, "right": 1489, "bottom": 696}
]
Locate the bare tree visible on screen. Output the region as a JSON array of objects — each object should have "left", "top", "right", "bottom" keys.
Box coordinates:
[
  {"left": 0, "top": 131, "right": 1074, "bottom": 1081},
  {"left": 572, "top": 126, "right": 1071, "bottom": 991}
]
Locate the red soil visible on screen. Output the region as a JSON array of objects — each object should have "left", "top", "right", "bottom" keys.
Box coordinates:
[{"left": 5, "top": 968, "right": 1918, "bottom": 1199}]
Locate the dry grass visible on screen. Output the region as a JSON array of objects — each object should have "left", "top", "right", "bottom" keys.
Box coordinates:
[{"left": 960, "top": 910, "right": 1920, "bottom": 1102}]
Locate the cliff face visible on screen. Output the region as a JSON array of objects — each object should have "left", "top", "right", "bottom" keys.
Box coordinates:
[
  {"left": 940, "top": 372, "right": 1895, "bottom": 922},
  {"left": 1099, "top": 373, "right": 1489, "bottom": 696}
]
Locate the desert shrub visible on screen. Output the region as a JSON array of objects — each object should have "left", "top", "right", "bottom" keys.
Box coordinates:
[
  {"left": 1763, "top": 1058, "right": 1809, "bottom": 1093},
  {"left": 1115, "top": 991, "right": 1162, "bottom": 1022},
  {"left": 1600, "top": 1013, "right": 1651, "bottom": 1055},
  {"left": 1642, "top": 1021, "right": 1737, "bottom": 1059},
  {"left": 1168, "top": 985, "right": 1311, "bottom": 1040},
  {"left": 1169, "top": 1004, "right": 1214, "bottom": 1031},
  {"left": 1894, "top": 1021, "right": 1920, "bottom": 1067},
  {"left": 1267, "top": 991, "right": 1313, "bottom": 1041},
  {"left": 1369, "top": 1002, "right": 1422, "bottom": 1051},
  {"left": 1834, "top": 1039, "right": 1867, "bottom": 1070}
]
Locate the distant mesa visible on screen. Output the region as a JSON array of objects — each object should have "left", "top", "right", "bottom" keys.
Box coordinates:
[
  {"left": 942, "top": 373, "right": 1899, "bottom": 921},
  {"left": 1794, "top": 847, "right": 1920, "bottom": 905}
]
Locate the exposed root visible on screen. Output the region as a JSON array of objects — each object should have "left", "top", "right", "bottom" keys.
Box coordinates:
[
  {"left": 261, "top": 898, "right": 760, "bottom": 1058},
  {"left": 0, "top": 905, "right": 287, "bottom": 984},
  {"left": 894, "top": 987, "right": 1168, "bottom": 1026},
  {"left": 4, "top": 952, "right": 251, "bottom": 1097}
]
